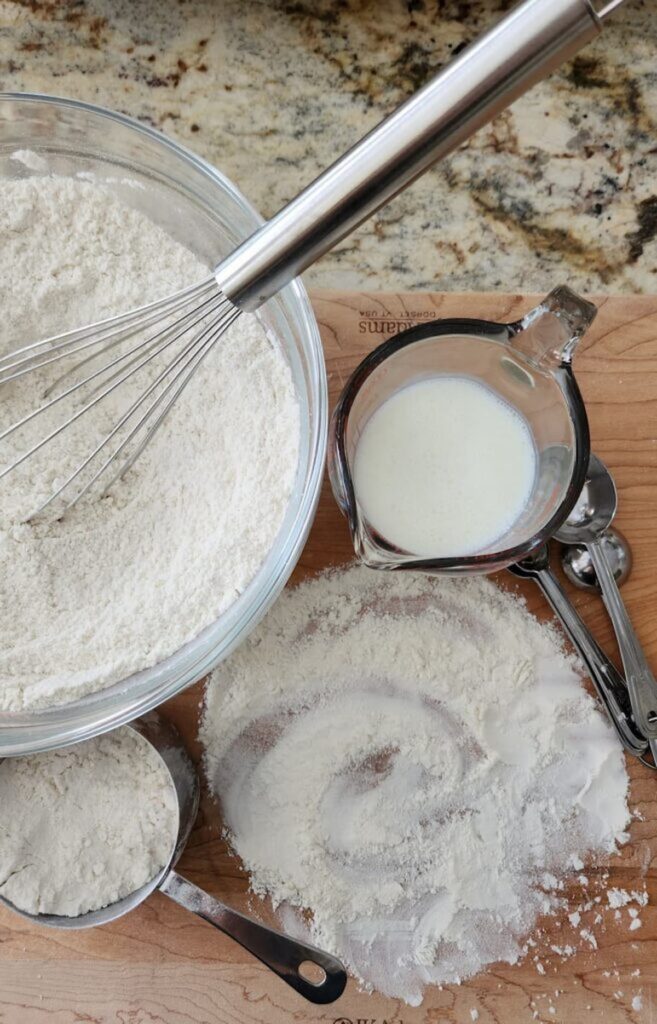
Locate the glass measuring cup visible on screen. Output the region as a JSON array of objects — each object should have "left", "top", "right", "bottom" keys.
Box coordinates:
[
  {"left": 329, "top": 286, "right": 594, "bottom": 574},
  {"left": 0, "top": 713, "right": 347, "bottom": 1005}
]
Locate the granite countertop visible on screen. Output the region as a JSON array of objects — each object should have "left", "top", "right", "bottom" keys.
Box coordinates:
[{"left": 0, "top": 0, "right": 655, "bottom": 295}]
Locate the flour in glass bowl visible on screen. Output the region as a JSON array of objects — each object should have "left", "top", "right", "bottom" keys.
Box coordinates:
[{"left": 0, "top": 173, "right": 300, "bottom": 711}]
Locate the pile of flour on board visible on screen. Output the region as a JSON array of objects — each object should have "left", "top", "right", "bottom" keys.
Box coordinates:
[
  {"left": 201, "top": 565, "right": 631, "bottom": 1006},
  {"left": 0, "top": 168, "right": 299, "bottom": 710},
  {"left": 0, "top": 727, "right": 177, "bottom": 916}
]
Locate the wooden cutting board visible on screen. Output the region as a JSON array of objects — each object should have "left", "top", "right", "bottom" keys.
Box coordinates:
[{"left": 2, "top": 290, "right": 657, "bottom": 1024}]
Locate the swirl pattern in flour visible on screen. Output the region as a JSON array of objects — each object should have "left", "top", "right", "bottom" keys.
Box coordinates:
[{"left": 201, "top": 565, "right": 630, "bottom": 1005}]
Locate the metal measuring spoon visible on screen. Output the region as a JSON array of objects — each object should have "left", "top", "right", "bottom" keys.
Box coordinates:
[
  {"left": 560, "top": 526, "right": 657, "bottom": 769},
  {"left": 562, "top": 528, "right": 632, "bottom": 592},
  {"left": 509, "top": 545, "right": 647, "bottom": 758},
  {"left": 555, "top": 455, "right": 657, "bottom": 742},
  {"left": 0, "top": 713, "right": 347, "bottom": 1005}
]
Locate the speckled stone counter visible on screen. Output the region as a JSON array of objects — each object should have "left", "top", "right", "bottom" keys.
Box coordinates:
[{"left": 0, "top": 0, "right": 655, "bottom": 294}]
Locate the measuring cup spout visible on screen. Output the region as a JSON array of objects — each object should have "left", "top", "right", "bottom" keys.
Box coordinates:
[{"left": 509, "top": 286, "right": 597, "bottom": 369}]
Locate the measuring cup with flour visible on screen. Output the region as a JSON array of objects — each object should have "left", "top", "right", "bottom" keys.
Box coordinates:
[
  {"left": 329, "top": 286, "right": 594, "bottom": 574},
  {"left": 0, "top": 713, "right": 347, "bottom": 1005}
]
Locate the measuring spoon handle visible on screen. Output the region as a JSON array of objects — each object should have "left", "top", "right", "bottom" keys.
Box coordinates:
[
  {"left": 160, "top": 871, "right": 347, "bottom": 1004},
  {"left": 588, "top": 538, "right": 657, "bottom": 740},
  {"left": 534, "top": 566, "right": 647, "bottom": 756}
]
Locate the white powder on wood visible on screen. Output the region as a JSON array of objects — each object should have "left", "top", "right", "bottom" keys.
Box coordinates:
[
  {"left": 201, "top": 565, "right": 630, "bottom": 1006},
  {"left": 0, "top": 175, "right": 299, "bottom": 710},
  {"left": 0, "top": 727, "right": 178, "bottom": 916}
]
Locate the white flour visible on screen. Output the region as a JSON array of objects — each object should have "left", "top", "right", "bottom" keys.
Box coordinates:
[
  {"left": 201, "top": 565, "right": 630, "bottom": 1005},
  {"left": 0, "top": 727, "right": 178, "bottom": 916},
  {"left": 0, "top": 175, "right": 299, "bottom": 710}
]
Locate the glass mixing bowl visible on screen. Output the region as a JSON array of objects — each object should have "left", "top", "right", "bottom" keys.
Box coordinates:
[{"left": 0, "top": 93, "right": 327, "bottom": 755}]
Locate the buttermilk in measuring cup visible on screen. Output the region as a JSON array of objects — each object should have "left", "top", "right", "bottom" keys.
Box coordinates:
[{"left": 353, "top": 375, "right": 537, "bottom": 558}]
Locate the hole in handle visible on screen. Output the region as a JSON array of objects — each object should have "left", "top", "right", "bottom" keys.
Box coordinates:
[{"left": 298, "top": 960, "right": 328, "bottom": 986}]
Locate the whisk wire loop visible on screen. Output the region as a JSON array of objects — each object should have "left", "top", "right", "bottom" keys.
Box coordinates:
[
  {"left": 95, "top": 308, "right": 241, "bottom": 505},
  {"left": 0, "top": 277, "right": 216, "bottom": 385},
  {"left": 0, "top": 279, "right": 238, "bottom": 518},
  {"left": 49, "top": 306, "right": 239, "bottom": 519}
]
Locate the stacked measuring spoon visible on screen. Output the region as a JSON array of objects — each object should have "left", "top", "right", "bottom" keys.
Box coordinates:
[{"left": 513, "top": 454, "right": 657, "bottom": 768}]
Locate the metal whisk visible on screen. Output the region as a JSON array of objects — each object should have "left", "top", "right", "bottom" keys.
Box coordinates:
[
  {"left": 1, "top": 0, "right": 624, "bottom": 520},
  {"left": 0, "top": 280, "right": 239, "bottom": 518}
]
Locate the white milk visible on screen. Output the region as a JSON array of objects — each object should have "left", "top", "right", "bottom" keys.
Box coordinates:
[{"left": 353, "top": 375, "right": 537, "bottom": 557}]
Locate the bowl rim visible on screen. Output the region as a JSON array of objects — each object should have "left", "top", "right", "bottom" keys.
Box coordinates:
[{"left": 0, "top": 91, "right": 328, "bottom": 754}]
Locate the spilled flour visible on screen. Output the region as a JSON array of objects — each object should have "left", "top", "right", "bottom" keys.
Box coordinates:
[
  {"left": 201, "top": 565, "right": 630, "bottom": 1005},
  {"left": 0, "top": 172, "right": 299, "bottom": 710},
  {"left": 0, "top": 728, "right": 177, "bottom": 916}
]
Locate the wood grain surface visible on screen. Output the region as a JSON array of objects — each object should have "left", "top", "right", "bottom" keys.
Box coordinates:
[{"left": 2, "top": 290, "right": 657, "bottom": 1024}]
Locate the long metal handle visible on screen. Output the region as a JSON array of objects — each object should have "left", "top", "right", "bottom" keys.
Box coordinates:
[
  {"left": 588, "top": 539, "right": 657, "bottom": 740},
  {"left": 215, "top": 0, "right": 613, "bottom": 310},
  {"left": 594, "top": 0, "right": 626, "bottom": 14},
  {"left": 160, "top": 871, "right": 347, "bottom": 1004},
  {"left": 535, "top": 566, "right": 648, "bottom": 756}
]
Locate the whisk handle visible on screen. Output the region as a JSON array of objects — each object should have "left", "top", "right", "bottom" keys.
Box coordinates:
[{"left": 214, "top": 0, "right": 620, "bottom": 312}]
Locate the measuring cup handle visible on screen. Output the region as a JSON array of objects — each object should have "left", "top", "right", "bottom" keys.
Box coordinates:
[
  {"left": 509, "top": 286, "right": 597, "bottom": 367},
  {"left": 160, "top": 871, "right": 347, "bottom": 1004}
]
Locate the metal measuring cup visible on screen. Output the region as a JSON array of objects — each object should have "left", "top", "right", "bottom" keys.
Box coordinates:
[{"left": 0, "top": 712, "right": 347, "bottom": 1005}]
